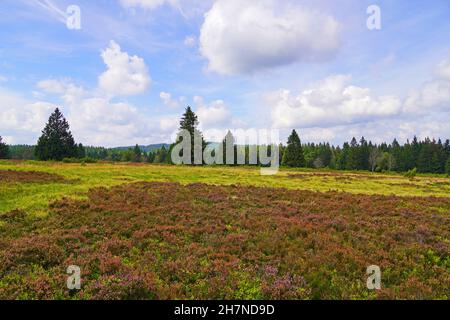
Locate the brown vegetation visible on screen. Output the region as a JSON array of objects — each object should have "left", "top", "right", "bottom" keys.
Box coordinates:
[
  {"left": 0, "top": 170, "right": 68, "bottom": 183},
  {"left": 0, "top": 182, "right": 449, "bottom": 299}
]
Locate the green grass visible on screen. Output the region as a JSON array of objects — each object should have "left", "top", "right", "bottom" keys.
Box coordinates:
[{"left": 1, "top": 160, "right": 449, "bottom": 217}]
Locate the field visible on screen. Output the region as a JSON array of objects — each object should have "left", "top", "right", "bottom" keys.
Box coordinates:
[{"left": 0, "top": 160, "right": 449, "bottom": 299}]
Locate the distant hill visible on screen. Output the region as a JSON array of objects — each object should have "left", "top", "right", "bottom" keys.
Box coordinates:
[{"left": 113, "top": 144, "right": 170, "bottom": 153}]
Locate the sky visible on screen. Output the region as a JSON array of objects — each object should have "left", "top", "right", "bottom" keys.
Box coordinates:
[{"left": 0, "top": 0, "right": 449, "bottom": 147}]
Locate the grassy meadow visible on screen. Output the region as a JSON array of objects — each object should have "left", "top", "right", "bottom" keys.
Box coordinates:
[
  {"left": 0, "top": 160, "right": 449, "bottom": 299},
  {"left": 1, "top": 160, "right": 449, "bottom": 217}
]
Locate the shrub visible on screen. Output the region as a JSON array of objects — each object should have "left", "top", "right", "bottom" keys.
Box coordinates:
[
  {"left": 404, "top": 167, "right": 417, "bottom": 180},
  {"left": 62, "top": 157, "right": 97, "bottom": 164}
]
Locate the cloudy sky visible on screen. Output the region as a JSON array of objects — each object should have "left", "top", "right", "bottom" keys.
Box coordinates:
[{"left": 0, "top": 0, "right": 449, "bottom": 146}]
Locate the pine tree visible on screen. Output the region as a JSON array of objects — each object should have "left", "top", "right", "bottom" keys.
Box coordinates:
[
  {"left": 358, "top": 137, "right": 370, "bottom": 170},
  {"left": 153, "top": 146, "right": 168, "bottom": 163},
  {"left": 411, "top": 136, "right": 420, "bottom": 168},
  {"left": 133, "top": 144, "right": 142, "bottom": 162},
  {"left": 347, "top": 137, "right": 359, "bottom": 170},
  {"left": 417, "top": 139, "right": 432, "bottom": 173},
  {"left": 446, "top": 156, "right": 450, "bottom": 175},
  {"left": 281, "top": 130, "right": 304, "bottom": 167},
  {"left": 0, "top": 136, "right": 10, "bottom": 159},
  {"left": 147, "top": 151, "right": 155, "bottom": 163},
  {"left": 76, "top": 143, "right": 86, "bottom": 159},
  {"left": 391, "top": 139, "right": 403, "bottom": 171},
  {"left": 222, "top": 130, "right": 236, "bottom": 165},
  {"left": 35, "top": 108, "right": 77, "bottom": 161},
  {"left": 173, "top": 106, "right": 206, "bottom": 165}
]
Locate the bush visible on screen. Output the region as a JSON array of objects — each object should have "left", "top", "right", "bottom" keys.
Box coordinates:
[
  {"left": 404, "top": 167, "right": 417, "bottom": 180},
  {"left": 62, "top": 157, "right": 97, "bottom": 164}
]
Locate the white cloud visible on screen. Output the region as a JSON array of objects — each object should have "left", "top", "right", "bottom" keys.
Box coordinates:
[
  {"left": 0, "top": 87, "right": 55, "bottom": 143},
  {"left": 299, "top": 116, "right": 450, "bottom": 146},
  {"left": 268, "top": 75, "right": 402, "bottom": 129},
  {"left": 119, "top": 0, "right": 176, "bottom": 10},
  {"left": 192, "top": 95, "right": 232, "bottom": 128},
  {"left": 434, "top": 60, "right": 450, "bottom": 80},
  {"left": 98, "top": 40, "right": 151, "bottom": 96},
  {"left": 159, "top": 117, "right": 179, "bottom": 133},
  {"left": 404, "top": 60, "right": 450, "bottom": 113},
  {"left": 160, "top": 91, "right": 183, "bottom": 108},
  {"left": 37, "top": 78, "right": 85, "bottom": 106},
  {"left": 184, "top": 35, "right": 196, "bottom": 47},
  {"left": 118, "top": 0, "right": 212, "bottom": 18},
  {"left": 199, "top": 0, "right": 341, "bottom": 75},
  {"left": 404, "top": 80, "right": 450, "bottom": 113}
]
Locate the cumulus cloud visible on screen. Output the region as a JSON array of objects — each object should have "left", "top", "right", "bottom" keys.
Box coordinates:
[
  {"left": 404, "top": 59, "right": 450, "bottom": 114},
  {"left": 199, "top": 0, "right": 341, "bottom": 75},
  {"left": 37, "top": 78, "right": 85, "bottom": 106},
  {"left": 67, "top": 97, "right": 146, "bottom": 146},
  {"left": 299, "top": 115, "right": 450, "bottom": 146},
  {"left": 434, "top": 60, "right": 450, "bottom": 80},
  {"left": 193, "top": 95, "right": 233, "bottom": 128},
  {"left": 404, "top": 80, "right": 450, "bottom": 114},
  {"left": 98, "top": 40, "right": 151, "bottom": 96},
  {"left": 184, "top": 35, "right": 196, "bottom": 47},
  {"left": 0, "top": 87, "right": 55, "bottom": 144},
  {"left": 160, "top": 91, "right": 184, "bottom": 108},
  {"left": 268, "top": 75, "right": 402, "bottom": 129}
]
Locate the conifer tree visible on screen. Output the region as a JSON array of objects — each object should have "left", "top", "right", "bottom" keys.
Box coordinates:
[
  {"left": 172, "top": 106, "right": 206, "bottom": 164},
  {"left": 222, "top": 130, "right": 236, "bottom": 165},
  {"left": 133, "top": 144, "right": 142, "bottom": 162},
  {"left": 281, "top": 129, "right": 305, "bottom": 167},
  {"left": 446, "top": 156, "right": 450, "bottom": 175},
  {"left": 35, "top": 108, "right": 77, "bottom": 161},
  {"left": 0, "top": 136, "right": 10, "bottom": 159}
]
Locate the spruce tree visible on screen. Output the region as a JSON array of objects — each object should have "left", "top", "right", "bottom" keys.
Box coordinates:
[
  {"left": 35, "top": 108, "right": 77, "bottom": 161},
  {"left": 417, "top": 139, "right": 432, "bottom": 173},
  {"left": 0, "top": 136, "right": 10, "bottom": 159},
  {"left": 173, "top": 106, "right": 206, "bottom": 164},
  {"left": 359, "top": 137, "right": 370, "bottom": 170},
  {"left": 446, "top": 156, "right": 450, "bottom": 175},
  {"left": 222, "top": 130, "right": 236, "bottom": 165},
  {"left": 133, "top": 144, "right": 142, "bottom": 162},
  {"left": 281, "top": 129, "right": 305, "bottom": 167},
  {"left": 76, "top": 143, "right": 86, "bottom": 159},
  {"left": 346, "top": 137, "right": 359, "bottom": 170}
]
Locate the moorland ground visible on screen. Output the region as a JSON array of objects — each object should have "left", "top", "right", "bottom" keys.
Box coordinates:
[{"left": 0, "top": 160, "right": 449, "bottom": 299}]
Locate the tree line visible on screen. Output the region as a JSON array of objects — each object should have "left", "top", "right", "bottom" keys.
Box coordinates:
[{"left": 1, "top": 107, "right": 449, "bottom": 174}]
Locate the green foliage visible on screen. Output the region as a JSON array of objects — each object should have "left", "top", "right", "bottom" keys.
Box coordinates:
[
  {"left": 222, "top": 131, "right": 237, "bottom": 165},
  {"left": 404, "top": 167, "right": 417, "bottom": 180},
  {"left": 7, "top": 145, "right": 35, "bottom": 160},
  {"left": 0, "top": 136, "right": 10, "bottom": 159},
  {"left": 445, "top": 156, "right": 450, "bottom": 175},
  {"left": 174, "top": 106, "right": 206, "bottom": 165},
  {"left": 0, "top": 179, "right": 449, "bottom": 299},
  {"left": 34, "top": 108, "right": 78, "bottom": 161},
  {"left": 62, "top": 157, "right": 97, "bottom": 164},
  {"left": 281, "top": 130, "right": 304, "bottom": 167},
  {"left": 152, "top": 146, "right": 168, "bottom": 163},
  {"left": 76, "top": 143, "right": 86, "bottom": 159}
]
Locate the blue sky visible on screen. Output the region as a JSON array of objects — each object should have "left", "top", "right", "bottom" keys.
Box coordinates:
[{"left": 0, "top": 0, "right": 449, "bottom": 147}]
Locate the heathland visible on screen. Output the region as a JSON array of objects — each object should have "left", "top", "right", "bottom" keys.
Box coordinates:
[{"left": 0, "top": 161, "right": 449, "bottom": 299}]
